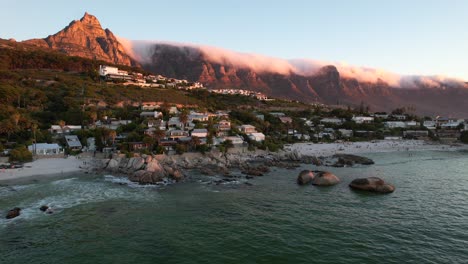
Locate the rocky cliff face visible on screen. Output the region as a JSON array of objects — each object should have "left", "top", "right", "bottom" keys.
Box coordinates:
[
  {"left": 142, "top": 44, "right": 468, "bottom": 117},
  {"left": 23, "top": 12, "right": 135, "bottom": 66}
]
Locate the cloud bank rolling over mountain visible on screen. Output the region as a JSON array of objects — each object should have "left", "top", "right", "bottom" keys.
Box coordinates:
[{"left": 118, "top": 38, "right": 466, "bottom": 89}]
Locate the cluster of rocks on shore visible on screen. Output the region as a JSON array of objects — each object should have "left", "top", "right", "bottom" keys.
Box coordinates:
[{"left": 89, "top": 149, "right": 378, "bottom": 186}]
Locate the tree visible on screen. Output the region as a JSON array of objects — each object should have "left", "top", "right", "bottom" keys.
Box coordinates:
[
  {"left": 0, "top": 119, "right": 17, "bottom": 140},
  {"left": 108, "top": 130, "right": 117, "bottom": 146},
  {"left": 57, "top": 120, "right": 66, "bottom": 130},
  {"left": 461, "top": 131, "right": 468, "bottom": 144},
  {"left": 179, "top": 109, "right": 189, "bottom": 130},
  {"left": 143, "top": 135, "right": 156, "bottom": 151},
  {"left": 11, "top": 113, "right": 20, "bottom": 127},
  {"left": 9, "top": 145, "right": 32, "bottom": 162}
]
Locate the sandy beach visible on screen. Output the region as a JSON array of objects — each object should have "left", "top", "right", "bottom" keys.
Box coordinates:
[
  {"left": 285, "top": 140, "right": 467, "bottom": 157},
  {"left": 0, "top": 156, "right": 87, "bottom": 183}
]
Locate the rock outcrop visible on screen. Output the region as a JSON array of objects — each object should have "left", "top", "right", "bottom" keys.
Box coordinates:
[
  {"left": 297, "top": 170, "right": 315, "bottom": 185},
  {"left": 312, "top": 171, "right": 340, "bottom": 186},
  {"left": 103, "top": 155, "right": 184, "bottom": 185},
  {"left": 349, "top": 177, "right": 395, "bottom": 193},
  {"left": 23, "top": 12, "right": 135, "bottom": 66},
  {"left": 5, "top": 207, "right": 21, "bottom": 219}
]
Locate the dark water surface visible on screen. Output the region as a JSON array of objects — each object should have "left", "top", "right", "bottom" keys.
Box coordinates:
[{"left": 1, "top": 150, "right": 468, "bottom": 263}]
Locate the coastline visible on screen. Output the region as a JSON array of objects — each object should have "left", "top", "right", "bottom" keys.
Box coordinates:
[
  {"left": 1, "top": 140, "right": 466, "bottom": 185},
  {"left": 0, "top": 156, "right": 88, "bottom": 185},
  {"left": 285, "top": 140, "right": 468, "bottom": 157}
]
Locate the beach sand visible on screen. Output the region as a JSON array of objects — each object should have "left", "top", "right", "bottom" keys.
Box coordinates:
[
  {"left": 0, "top": 156, "right": 87, "bottom": 183},
  {"left": 285, "top": 140, "right": 467, "bottom": 157}
]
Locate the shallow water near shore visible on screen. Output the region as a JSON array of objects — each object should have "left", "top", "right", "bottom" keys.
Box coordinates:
[{"left": 1, "top": 150, "right": 468, "bottom": 263}]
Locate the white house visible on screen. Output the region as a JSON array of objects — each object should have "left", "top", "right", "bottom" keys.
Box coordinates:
[
  {"left": 423, "top": 120, "right": 437, "bottom": 130},
  {"left": 191, "top": 129, "right": 208, "bottom": 138},
  {"left": 148, "top": 120, "right": 166, "bottom": 130},
  {"left": 384, "top": 121, "right": 406, "bottom": 128},
  {"left": 140, "top": 111, "right": 163, "bottom": 118},
  {"left": 99, "top": 65, "right": 118, "bottom": 76},
  {"left": 338, "top": 129, "right": 353, "bottom": 138},
  {"left": 352, "top": 116, "right": 374, "bottom": 124},
  {"left": 392, "top": 114, "right": 407, "bottom": 120},
  {"left": 189, "top": 111, "right": 209, "bottom": 122},
  {"left": 248, "top": 132, "right": 265, "bottom": 142},
  {"left": 405, "top": 121, "right": 419, "bottom": 128},
  {"left": 320, "top": 118, "right": 344, "bottom": 125},
  {"left": 28, "top": 143, "right": 63, "bottom": 155},
  {"left": 49, "top": 125, "right": 82, "bottom": 134}
]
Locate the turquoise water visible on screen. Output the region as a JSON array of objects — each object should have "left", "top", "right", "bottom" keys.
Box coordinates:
[{"left": 1, "top": 150, "right": 468, "bottom": 263}]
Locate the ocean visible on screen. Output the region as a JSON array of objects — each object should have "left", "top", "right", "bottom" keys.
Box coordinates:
[{"left": 1, "top": 150, "right": 468, "bottom": 263}]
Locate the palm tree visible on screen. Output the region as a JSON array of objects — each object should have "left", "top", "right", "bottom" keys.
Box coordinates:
[
  {"left": 153, "top": 129, "right": 166, "bottom": 143},
  {"left": 179, "top": 109, "right": 189, "bottom": 130},
  {"left": 108, "top": 130, "right": 117, "bottom": 146},
  {"left": 11, "top": 113, "right": 20, "bottom": 127}
]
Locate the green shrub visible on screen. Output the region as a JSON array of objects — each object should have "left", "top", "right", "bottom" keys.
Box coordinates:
[{"left": 9, "top": 145, "right": 33, "bottom": 162}]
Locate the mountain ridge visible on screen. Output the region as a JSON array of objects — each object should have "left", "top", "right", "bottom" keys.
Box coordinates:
[{"left": 13, "top": 13, "right": 468, "bottom": 117}]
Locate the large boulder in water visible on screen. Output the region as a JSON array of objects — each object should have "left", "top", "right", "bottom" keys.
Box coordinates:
[
  {"left": 349, "top": 177, "right": 395, "bottom": 193},
  {"left": 106, "top": 159, "right": 119, "bottom": 172},
  {"left": 6, "top": 207, "right": 21, "bottom": 219},
  {"left": 129, "top": 170, "right": 164, "bottom": 184},
  {"left": 145, "top": 159, "right": 164, "bottom": 173},
  {"left": 312, "top": 171, "right": 340, "bottom": 186},
  {"left": 132, "top": 157, "right": 145, "bottom": 171},
  {"left": 297, "top": 170, "right": 315, "bottom": 185}
]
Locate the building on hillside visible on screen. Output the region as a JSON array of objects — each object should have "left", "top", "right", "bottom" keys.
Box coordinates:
[
  {"left": 239, "top": 125, "right": 257, "bottom": 134},
  {"left": 391, "top": 114, "right": 407, "bottom": 120},
  {"left": 28, "top": 143, "right": 63, "bottom": 155},
  {"left": 270, "top": 112, "right": 285, "bottom": 117},
  {"left": 248, "top": 132, "right": 265, "bottom": 142},
  {"left": 169, "top": 107, "right": 179, "bottom": 115},
  {"left": 141, "top": 102, "right": 160, "bottom": 110},
  {"left": 65, "top": 135, "right": 82, "bottom": 151},
  {"left": 338, "top": 129, "right": 353, "bottom": 138},
  {"left": 189, "top": 112, "right": 209, "bottom": 122},
  {"left": 423, "top": 121, "right": 437, "bottom": 130},
  {"left": 191, "top": 129, "right": 208, "bottom": 138},
  {"left": 168, "top": 130, "right": 189, "bottom": 140},
  {"left": 140, "top": 111, "right": 163, "bottom": 119},
  {"left": 352, "top": 116, "right": 374, "bottom": 124},
  {"left": 320, "top": 118, "right": 344, "bottom": 125},
  {"left": 384, "top": 121, "right": 406, "bottom": 128},
  {"left": 405, "top": 121, "right": 419, "bottom": 128},
  {"left": 279, "top": 117, "right": 293, "bottom": 124},
  {"left": 148, "top": 120, "right": 167, "bottom": 130},
  {"left": 49, "top": 125, "right": 82, "bottom": 135},
  {"left": 222, "top": 136, "right": 245, "bottom": 145},
  {"left": 168, "top": 117, "right": 183, "bottom": 129},
  {"left": 374, "top": 113, "right": 389, "bottom": 119},
  {"left": 127, "top": 142, "right": 150, "bottom": 151}
]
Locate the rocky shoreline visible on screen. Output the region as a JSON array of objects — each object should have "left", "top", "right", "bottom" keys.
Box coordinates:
[{"left": 87, "top": 149, "right": 375, "bottom": 186}]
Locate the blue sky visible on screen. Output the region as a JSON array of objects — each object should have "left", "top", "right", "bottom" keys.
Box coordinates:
[{"left": 1, "top": 0, "right": 468, "bottom": 80}]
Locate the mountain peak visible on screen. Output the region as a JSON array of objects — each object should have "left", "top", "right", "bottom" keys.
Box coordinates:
[
  {"left": 78, "top": 12, "right": 102, "bottom": 28},
  {"left": 22, "top": 13, "right": 135, "bottom": 66}
]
